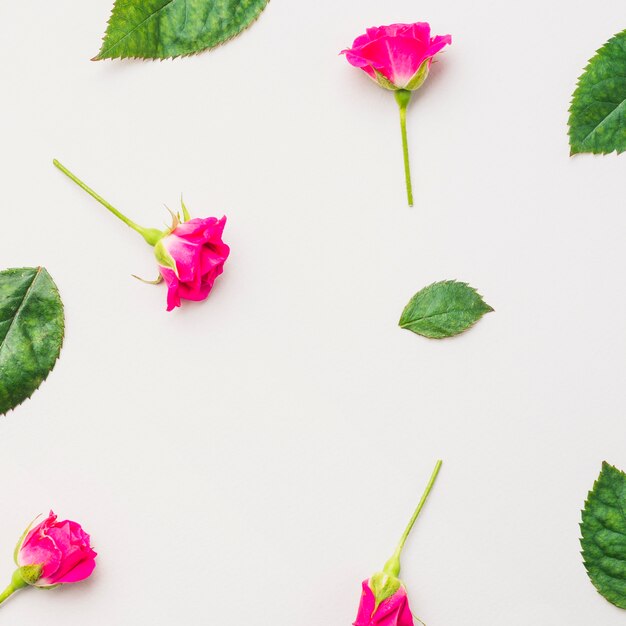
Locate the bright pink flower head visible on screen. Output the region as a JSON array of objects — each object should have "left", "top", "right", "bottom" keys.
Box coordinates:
[
  {"left": 342, "top": 23, "right": 451, "bottom": 90},
  {"left": 354, "top": 578, "right": 414, "bottom": 626},
  {"left": 155, "top": 216, "right": 230, "bottom": 312},
  {"left": 16, "top": 511, "right": 97, "bottom": 587}
]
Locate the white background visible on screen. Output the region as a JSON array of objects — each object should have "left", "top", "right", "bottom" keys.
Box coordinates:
[{"left": 0, "top": 1, "right": 625, "bottom": 624}]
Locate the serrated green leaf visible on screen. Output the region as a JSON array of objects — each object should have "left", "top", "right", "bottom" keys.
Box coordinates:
[
  {"left": 0, "top": 268, "right": 65, "bottom": 415},
  {"left": 398, "top": 280, "right": 493, "bottom": 339},
  {"left": 95, "top": 0, "right": 270, "bottom": 60},
  {"left": 581, "top": 462, "right": 626, "bottom": 609},
  {"left": 568, "top": 29, "right": 626, "bottom": 155}
]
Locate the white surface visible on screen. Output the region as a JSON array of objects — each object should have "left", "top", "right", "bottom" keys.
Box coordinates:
[{"left": 0, "top": 1, "right": 625, "bottom": 624}]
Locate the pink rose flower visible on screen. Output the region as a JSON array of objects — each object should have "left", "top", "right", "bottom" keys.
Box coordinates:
[
  {"left": 155, "top": 216, "right": 230, "bottom": 311},
  {"left": 16, "top": 511, "right": 97, "bottom": 587},
  {"left": 351, "top": 461, "right": 443, "bottom": 626},
  {"left": 340, "top": 24, "right": 451, "bottom": 206},
  {"left": 0, "top": 511, "right": 97, "bottom": 607},
  {"left": 53, "top": 160, "right": 230, "bottom": 311},
  {"left": 342, "top": 23, "right": 451, "bottom": 90},
  {"left": 354, "top": 579, "right": 414, "bottom": 626}
]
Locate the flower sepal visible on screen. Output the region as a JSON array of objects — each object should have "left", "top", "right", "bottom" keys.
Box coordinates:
[
  {"left": 369, "top": 571, "right": 402, "bottom": 610},
  {"left": 405, "top": 60, "right": 430, "bottom": 91},
  {"left": 154, "top": 239, "right": 179, "bottom": 276},
  {"left": 373, "top": 69, "right": 398, "bottom": 91},
  {"left": 13, "top": 564, "right": 43, "bottom": 589},
  {"left": 374, "top": 59, "right": 430, "bottom": 92}
]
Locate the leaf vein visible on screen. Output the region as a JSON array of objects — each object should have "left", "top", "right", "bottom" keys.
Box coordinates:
[
  {"left": 579, "top": 100, "right": 626, "bottom": 145},
  {"left": 101, "top": 0, "right": 177, "bottom": 56},
  {"left": 0, "top": 268, "right": 40, "bottom": 361}
]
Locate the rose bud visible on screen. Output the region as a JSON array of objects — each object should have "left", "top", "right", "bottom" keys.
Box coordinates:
[
  {"left": 353, "top": 461, "right": 442, "bottom": 625},
  {"left": 341, "top": 23, "right": 451, "bottom": 206},
  {"left": 154, "top": 214, "right": 230, "bottom": 311},
  {"left": 0, "top": 511, "right": 97, "bottom": 606},
  {"left": 53, "top": 159, "right": 230, "bottom": 311}
]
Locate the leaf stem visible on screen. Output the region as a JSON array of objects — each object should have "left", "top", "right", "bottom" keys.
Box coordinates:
[
  {"left": 384, "top": 460, "right": 442, "bottom": 577},
  {"left": 53, "top": 159, "right": 163, "bottom": 246},
  {"left": 394, "top": 90, "right": 414, "bottom": 207}
]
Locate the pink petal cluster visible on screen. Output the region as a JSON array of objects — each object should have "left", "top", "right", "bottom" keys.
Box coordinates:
[
  {"left": 16, "top": 512, "right": 96, "bottom": 587},
  {"left": 354, "top": 579, "right": 414, "bottom": 626},
  {"left": 158, "top": 216, "right": 230, "bottom": 311},
  {"left": 342, "top": 23, "right": 451, "bottom": 89}
]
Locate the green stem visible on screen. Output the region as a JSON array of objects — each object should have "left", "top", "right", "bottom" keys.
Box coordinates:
[
  {"left": 0, "top": 583, "right": 16, "bottom": 606},
  {"left": 53, "top": 159, "right": 163, "bottom": 246},
  {"left": 0, "top": 569, "right": 29, "bottom": 607},
  {"left": 394, "top": 90, "right": 414, "bottom": 207},
  {"left": 384, "top": 460, "right": 442, "bottom": 577}
]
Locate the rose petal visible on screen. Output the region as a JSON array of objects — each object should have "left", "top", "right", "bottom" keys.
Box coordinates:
[
  {"left": 343, "top": 23, "right": 451, "bottom": 88},
  {"left": 173, "top": 216, "right": 227, "bottom": 244},
  {"left": 18, "top": 534, "right": 62, "bottom": 579},
  {"left": 49, "top": 556, "right": 97, "bottom": 585},
  {"left": 159, "top": 266, "right": 181, "bottom": 311}
]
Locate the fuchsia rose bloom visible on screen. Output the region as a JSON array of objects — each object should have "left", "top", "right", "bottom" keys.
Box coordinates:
[
  {"left": 52, "top": 160, "right": 230, "bottom": 312},
  {"left": 354, "top": 579, "right": 414, "bottom": 626},
  {"left": 351, "top": 461, "right": 443, "bottom": 626},
  {"left": 155, "top": 216, "right": 230, "bottom": 312},
  {"left": 340, "top": 24, "right": 451, "bottom": 206},
  {"left": 342, "top": 23, "right": 451, "bottom": 90},
  {"left": 16, "top": 511, "right": 97, "bottom": 587}
]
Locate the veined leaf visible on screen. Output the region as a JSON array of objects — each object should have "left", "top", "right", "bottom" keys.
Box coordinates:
[
  {"left": 581, "top": 462, "right": 626, "bottom": 609},
  {"left": 95, "top": 0, "right": 270, "bottom": 60},
  {"left": 569, "top": 29, "right": 626, "bottom": 155},
  {"left": 399, "top": 280, "right": 493, "bottom": 339},
  {"left": 0, "top": 268, "right": 65, "bottom": 415}
]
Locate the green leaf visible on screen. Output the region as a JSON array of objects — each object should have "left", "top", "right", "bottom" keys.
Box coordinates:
[
  {"left": 95, "top": 0, "right": 270, "bottom": 60},
  {"left": 399, "top": 280, "right": 493, "bottom": 339},
  {"left": 581, "top": 462, "right": 626, "bottom": 609},
  {"left": 568, "top": 29, "right": 626, "bottom": 155},
  {"left": 0, "top": 268, "right": 65, "bottom": 415}
]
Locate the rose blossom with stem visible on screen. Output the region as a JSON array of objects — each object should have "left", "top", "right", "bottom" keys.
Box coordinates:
[
  {"left": 353, "top": 460, "right": 442, "bottom": 626},
  {"left": 53, "top": 159, "right": 230, "bottom": 311},
  {"left": 0, "top": 511, "right": 97, "bottom": 608},
  {"left": 342, "top": 23, "right": 451, "bottom": 207}
]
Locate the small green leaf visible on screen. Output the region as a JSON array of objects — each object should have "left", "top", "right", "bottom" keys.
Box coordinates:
[
  {"left": 581, "top": 462, "right": 626, "bottom": 609},
  {"left": 95, "top": 0, "right": 270, "bottom": 60},
  {"left": 0, "top": 268, "right": 65, "bottom": 415},
  {"left": 568, "top": 29, "right": 626, "bottom": 155},
  {"left": 399, "top": 280, "right": 493, "bottom": 339}
]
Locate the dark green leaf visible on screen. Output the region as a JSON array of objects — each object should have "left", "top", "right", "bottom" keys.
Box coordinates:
[
  {"left": 581, "top": 462, "right": 626, "bottom": 609},
  {"left": 0, "top": 268, "right": 65, "bottom": 415},
  {"left": 95, "top": 0, "right": 270, "bottom": 60},
  {"left": 399, "top": 280, "right": 493, "bottom": 339},
  {"left": 569, "top": 29, "right": 626, "bottom": 155}
]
